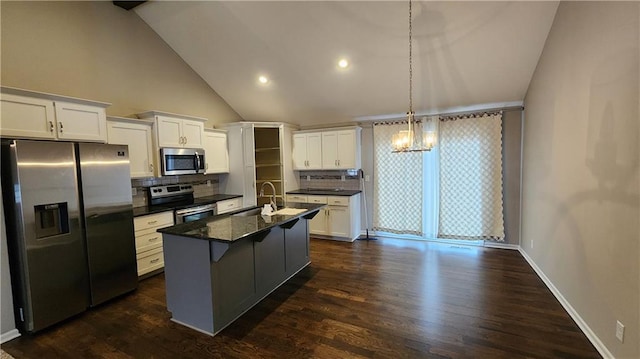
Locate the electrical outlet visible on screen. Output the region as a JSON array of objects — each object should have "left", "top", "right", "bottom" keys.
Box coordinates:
[
  {"left": 616, "top": 321, "right": 625, "bottom": 342},
  {"left": 530, "top": 240, "right": 534, "bottom": 248},
  {"left": 365, "top": 175, "right": 371, "bottom": 182},
  {"left": 341, "top": 175, "right": 346, "bottom": 181},
  {"left": 206, "top": 180, "right": 211, "bottom": 187},
  {"left": 131, "top": 187, "right": 137, "bottom": 196},
  {"left": 306, "top": 175, "right": 310, "bottom": 181}
]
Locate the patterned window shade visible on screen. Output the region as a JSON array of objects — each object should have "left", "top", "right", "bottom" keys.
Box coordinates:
[
  {"left": 372, "top": 122, "right": 423, "bottom": 236},
  {"left": 438, "top": 113, "right": 505, "bottom": 241}
]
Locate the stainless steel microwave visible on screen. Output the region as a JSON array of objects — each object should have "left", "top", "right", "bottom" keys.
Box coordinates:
[{"left": 160, "top": 148, "right": 206, "bottom": 176}]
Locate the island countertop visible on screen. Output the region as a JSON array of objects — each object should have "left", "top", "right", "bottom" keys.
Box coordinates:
[{"left": 157, "top": 203, "right": 324, "bottom": 242}]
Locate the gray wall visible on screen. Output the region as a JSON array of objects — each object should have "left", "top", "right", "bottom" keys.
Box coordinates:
[
  {"left": 522, "top": 2, "right": 638, "bottom": 357},
  {"left": 502, "top": 110, "right": 523, "bottom": 245},
  {"left": 0, "top": 1, "right": 242, "bottom": 127}
]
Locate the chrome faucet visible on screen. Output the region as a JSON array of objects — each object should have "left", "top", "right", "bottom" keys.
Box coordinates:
[{"left": 259, "top": 181, "right": 277, "bottom": 212}]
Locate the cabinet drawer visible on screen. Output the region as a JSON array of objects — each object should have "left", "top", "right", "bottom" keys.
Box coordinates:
[
  {"left": 217, "top": 197, "right": 243, "bottom": 214},
  {"left": 327, "top": 196, "right": 349, "bottom": 206},
  {"left": 135, "top": 231, "right": 163, "bottom": 252},
  {"left": 286, "top": 195, "right": 308, "bottom": 203},
  {"left": 307, "top": 196, "right": 328, "bottom": 204},
  {"left": 134, "top": 211, "right": 174, "bottom": 233},
  {"left": 137, "top": 247, "right": 164, "bottom": 276}
]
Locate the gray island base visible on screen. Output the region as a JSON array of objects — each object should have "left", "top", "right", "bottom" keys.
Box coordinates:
[{"left": 158, "top": 204, "right": 323, "bottom": 336}]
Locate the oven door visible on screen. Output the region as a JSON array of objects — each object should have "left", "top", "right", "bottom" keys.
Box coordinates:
[
  {"left": 161, "top": 148, "right": 206, "bottom": 176},
  {"left": 174, "top": 204, "right": 217, "bottom": 224}
]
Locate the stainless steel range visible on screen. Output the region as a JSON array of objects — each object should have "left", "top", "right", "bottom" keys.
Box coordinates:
[{"left": 148, "top": 185, "right": 217, "bottom": 224}]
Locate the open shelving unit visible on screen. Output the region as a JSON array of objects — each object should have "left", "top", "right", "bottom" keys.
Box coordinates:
[{"left": 254, "top": 127, "right": 284, "bottom": 207}]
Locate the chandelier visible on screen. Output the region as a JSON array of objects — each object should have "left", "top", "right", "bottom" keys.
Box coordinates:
[{"left": 392, "top": 0, "right": 436, "bottom": 153}]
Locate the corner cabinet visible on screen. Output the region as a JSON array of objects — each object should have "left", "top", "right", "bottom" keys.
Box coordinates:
[
  {"left": 204, "top": 129, "right": 229, "bottom": 174},
  {"left": 292, "top": 127, "right": 361, "bottom": 170},
  {"left": 136, "top": 111, "right": 206, "bottom": 149},
  {"left": 107, "top": 116, "right": 155, "bottom": 178},
  {"left": 220, "top": 122, "right": 300, "bottom": 209},
  {"left": 1, "top": 87, "right": 109, "bottom": 142}
]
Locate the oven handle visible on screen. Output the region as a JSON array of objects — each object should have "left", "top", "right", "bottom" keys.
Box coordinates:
[{"left": 175, "top": 204, "right": 217, "bottom": 216}]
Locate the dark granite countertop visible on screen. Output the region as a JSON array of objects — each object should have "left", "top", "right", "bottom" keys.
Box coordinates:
[
  {"left": 132, "top": 194, "right": 243, "bottom": 217},
  {"left": 286, "top": 189, "right": 361, "bottom": 196},
  {"left": 157, "top": 203, "right": 325, "bottom": 242}
]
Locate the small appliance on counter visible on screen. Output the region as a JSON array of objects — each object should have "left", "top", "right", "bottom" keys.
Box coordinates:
[
  {"left": 147, "top": 185, "right": 217, "bottom": 224},
  {"left": 1, "top": 140, "right": 138, "bottom": 333}
]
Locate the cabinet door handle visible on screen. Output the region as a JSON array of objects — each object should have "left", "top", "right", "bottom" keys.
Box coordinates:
[
  {"left": 149, "top": 163, "right": 154, "bottom": 172},
  {"left": 184, "top": 136, "right": 188, "bottom": 144},
  {"left": 148, "top": 236, "right": 159, "bottom": 242},
  {"left": 338, "top": 160, "right": 340, "bottom": 166},
  {"left": 58, "top": 122, "right": 64, "bottom": 134},
  {"left": 147, "top": 220, "right": 157, "bottom": 225},
  {"left": 49, "top": 121, "right": 54, "bottom": 133},
  {"left": 150, "top": 258, "right": 160, "bottom": 264}
]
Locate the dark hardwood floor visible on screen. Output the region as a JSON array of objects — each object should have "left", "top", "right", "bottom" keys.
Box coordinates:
[{"left": 2, "top": 238, "right": 600, "bottom": 358}]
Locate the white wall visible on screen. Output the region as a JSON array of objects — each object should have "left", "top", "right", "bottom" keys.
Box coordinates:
[
  {"left": 522, "top": 2, "right": 639, "bottom": 358},
  {"left": 0, "top": 1, "right": 242, "bottom": 127}
]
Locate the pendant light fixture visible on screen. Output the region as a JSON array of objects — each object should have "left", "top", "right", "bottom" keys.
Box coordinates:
[{"left": 392, "top": 0, "right": 436, "bottom": 153}]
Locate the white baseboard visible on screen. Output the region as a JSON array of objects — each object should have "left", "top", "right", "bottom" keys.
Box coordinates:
[
  {"left": 0, "top": 329, "right": 20, "bottom": 344},
  {"left": 518, "top": 248, "right": 614, "bottom": 359},
  {"left": 483, "top": 241, "right": 519, "bottom": 250}
]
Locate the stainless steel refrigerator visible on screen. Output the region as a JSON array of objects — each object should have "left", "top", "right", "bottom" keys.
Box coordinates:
[{"left": 1, "top": 139, "right": 137, "bottom": 333}]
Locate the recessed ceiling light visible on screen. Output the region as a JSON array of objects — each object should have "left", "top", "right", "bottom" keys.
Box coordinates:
[
  {"left": 338, "top": 59, "right": 349, "bottom": 68},
  {"left": 258, "top": 75, "right": 269, "bottom": 84}
]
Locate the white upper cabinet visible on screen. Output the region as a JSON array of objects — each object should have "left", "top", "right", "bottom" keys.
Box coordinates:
[
  {"left": 293, "top": 127, "right": 361, "bottom": 170},
  {"left": 203, "top": 129, "right": 229, "bottom": 174},
  {"left": 1, "top": 89, "right": 109, "bottom": 142},
  {"left": 292, "top": 132, "right": 322, "bottom": 170},
  {"left": 137, "top": 111, "right": 206, "bottom": 149},
  {"left": 322, "top": 129, "right": 360, "bottom": 169},
  {"left": 107, "top": 117, "right": 155, "bottom": 178}
]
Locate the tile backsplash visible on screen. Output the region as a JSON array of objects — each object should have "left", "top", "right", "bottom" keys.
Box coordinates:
[
  {"left": 131, "top": 174, "right": 220, "bottom": 207},
  {"left": 298, "top": 170, "right": 361, "bottom": 191}
]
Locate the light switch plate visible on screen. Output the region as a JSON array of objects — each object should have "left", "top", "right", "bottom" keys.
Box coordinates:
[{"left": 131, "top": 187, "right": 137, "bottom": 196}]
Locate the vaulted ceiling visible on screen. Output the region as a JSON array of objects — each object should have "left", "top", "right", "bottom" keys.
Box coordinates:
[{"left": 135, "top": 1, "right": 559, "bottom": 126}]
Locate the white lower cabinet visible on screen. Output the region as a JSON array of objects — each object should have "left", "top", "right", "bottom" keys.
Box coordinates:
[
  {"left": 216, "top": 197, "right": 243, "bottom": 214},
  {"left": 286, "top": 193, "right": 361, "bottom": 241},
  {"left": 134, "top": 211, "right": 174, "bottom": 277}
]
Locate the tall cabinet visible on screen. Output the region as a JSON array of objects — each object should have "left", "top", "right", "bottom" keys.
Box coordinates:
[{"left": 220, "top": 122, "right": 298, "bottom": 208}]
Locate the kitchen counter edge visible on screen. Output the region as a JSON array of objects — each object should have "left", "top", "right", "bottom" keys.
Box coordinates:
[
  {"left": 286, "top": 189, "right": 361, "bottom": 196},
  {"left": 132, "top": 194, "right": 243, "bottom": 217},
  {"left": 156, "top": 203, "right": 325, "bottom": 243}
]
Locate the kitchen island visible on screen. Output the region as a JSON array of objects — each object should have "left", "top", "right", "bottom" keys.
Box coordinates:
[{"left": 157, "top": 203, "right": 323, "bottom": 336}]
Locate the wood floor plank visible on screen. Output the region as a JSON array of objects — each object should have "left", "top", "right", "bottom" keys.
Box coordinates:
[{"left": 2, "top": 238, "right": 601, "bottom": 358}]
